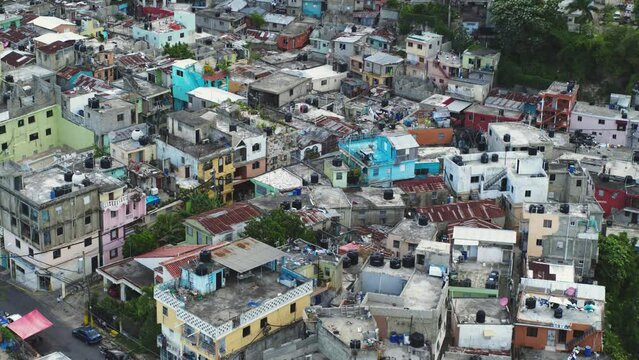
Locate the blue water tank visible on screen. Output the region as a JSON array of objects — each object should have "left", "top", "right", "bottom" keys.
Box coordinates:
[
  {"left": 404, "top": 119, "right": 413, "bottom": 127},
  {"left": 50, "top": 191, "right": 55, "bottom": 199},
  {"left": 584, "top": 346, "right": 592, "bottom": 357},
  {"left": 568, "top": 164, "right": 576, "bottom": 174}
]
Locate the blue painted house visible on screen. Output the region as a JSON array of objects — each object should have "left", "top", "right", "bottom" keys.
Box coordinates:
[
  {"left": 339, "top": 134, "right": 418, "bottom": 185},
  {"left": 302, "top": 0, "right": 323, "bottom": 18},
  {"left": 171, "top": 58, "right": 229, "bottom": 110}
]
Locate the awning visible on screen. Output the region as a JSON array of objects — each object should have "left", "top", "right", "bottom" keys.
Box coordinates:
[{"left": 8, "top": 310, "right": 53, "bottom": 340}]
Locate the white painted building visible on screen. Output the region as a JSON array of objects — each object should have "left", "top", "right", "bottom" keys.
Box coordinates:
[
  {"left": 569, "top": 101, "right": 639, "bottom": 147},
  {"left": 451, "top": 298, "right": 513, "bottom": 351},
  {"left": 283, "top": 65, "right": 348, "bottom": 93},
  {"left": 443, "top": 151, "right": 548, "bottom": 203},
  {"left": 487, "top": 122, "right": 554, "bottom": 160}
]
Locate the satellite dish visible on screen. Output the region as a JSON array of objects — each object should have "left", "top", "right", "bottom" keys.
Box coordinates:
[{"left": 499, "top": 297, "right": 509, "bottom": 307}]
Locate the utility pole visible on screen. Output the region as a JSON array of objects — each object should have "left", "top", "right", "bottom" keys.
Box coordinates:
[{"left": 82, "top": 251, "right": 93, "bottom": 327}]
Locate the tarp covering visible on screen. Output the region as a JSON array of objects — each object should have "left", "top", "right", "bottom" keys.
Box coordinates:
[{"left": 8, "top": 310, "right": 53, "bottom": 340}]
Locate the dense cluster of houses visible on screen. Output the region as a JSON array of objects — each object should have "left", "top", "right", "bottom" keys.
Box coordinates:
[{"left": 0, "top": 0, "right": 635, "bottom": 359}]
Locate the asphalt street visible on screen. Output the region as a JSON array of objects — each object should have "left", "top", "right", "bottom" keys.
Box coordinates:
[{"left": 0, "top": 279, "right": 102, "bottom": 360}]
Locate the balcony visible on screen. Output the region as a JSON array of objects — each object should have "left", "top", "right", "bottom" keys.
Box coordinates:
[{"left": 101, "top": 196, "right": 128, "bottom": 210}]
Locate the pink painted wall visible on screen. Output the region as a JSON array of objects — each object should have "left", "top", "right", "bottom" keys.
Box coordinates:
[{"left": 101, "top": 192, "right": 147, "bottom": 265}]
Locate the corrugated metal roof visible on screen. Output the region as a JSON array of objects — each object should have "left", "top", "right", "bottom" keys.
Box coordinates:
[
  {"left": 446, "top": 217, "right": 501, "bottom": 239},
  {"left": 211, "top": 238, "right": 287, "bottom": 273},
  {"left": 388, "top": 134, "right": 419, "bottom": 150},
  {"left": 416, "top": 199, "right": 504, "bottom": 223},
  {"left": 395, "top": 177, "right": 446, "bottom": 193},
  {"left": 189, "top": 203, "right": 261, "bottom": 235}
]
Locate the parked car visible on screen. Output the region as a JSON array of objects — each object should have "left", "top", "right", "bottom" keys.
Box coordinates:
[
  {"left": 72, "top": 326, "right": 103, "bottom": 344},
  {"left": 613, "top": 11, "right": 622, "bottom": 21},
  {"left": 101, "top": 348, "right": 131, "bottom": 360}
]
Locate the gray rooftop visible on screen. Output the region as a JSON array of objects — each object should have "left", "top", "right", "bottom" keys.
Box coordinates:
[
  {"left": 347, "top": 187, "right": 406, "bottom": 209},
  {"left": 365, "top": 52, "right": 403, "bottom": 65},
  {"left": 402, "top": 271, "right": 445, "bottom": 311},
  {"left": 309, "top": 186, "right": 350, "bottom": 209},
  {"left": 169, "top": 110, "right": 210, "bottom": 128},
  {"left": 98, "top": 258, "right": 154, "bottom": 289},
  {"left": 249, "top": 71, "right": 309, "bottom": 94},
  {"left": 466, "top": 103, "right": 521, "bottom": 118},
  {"left": 452, "top": 298, "right": 510, "bottom": 325},
  {"left": 5, "top": 65, "right": 55, "bottom": 83},
  {"left": 388, "top": 219, "right": 438, "bottom": 244},
  {"left": 489, "top": 122, "right": 551, "bottom": 146},
  {"left": 211, "top": 237, "right": 287, "bottom": 273}
]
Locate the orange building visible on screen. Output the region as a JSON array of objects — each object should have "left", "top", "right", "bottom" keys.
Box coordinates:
[
  {"left": 537, "top": 81, "right": 579, "bottom": 131},
  {"left": 514, "top": 278, "right": 604, "bottom": 353}
]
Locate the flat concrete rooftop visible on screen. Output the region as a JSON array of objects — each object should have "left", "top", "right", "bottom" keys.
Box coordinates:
[{"left": 453, "top": 298, "right": 510, "bottom": 325}]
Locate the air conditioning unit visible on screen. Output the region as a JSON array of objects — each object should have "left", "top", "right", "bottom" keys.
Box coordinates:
[{"left": 201, "top": 138, "right": 210, "bottom": 144}]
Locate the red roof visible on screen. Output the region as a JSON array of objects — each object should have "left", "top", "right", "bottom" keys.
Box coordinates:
[
  {"left": 416, "top": 199, "right": 504, "bottom": 223},
  {"left": 38, "top": 40, "right": 75, "bottom": 54},
  {"left": 1, "top": 51, "right": 35, "bottom": 67},
  {"left": 57, "top": 66, "right": 82, "bottom": 79},
  {"left": 395, "top": 177, "right": 447, "bottom": 193},
  {"left": 315, "top": 116, "right": 357, "bottom": 138},
  {"left": 0, "top": 27, "right": 37, "bottom": 44},
  {"left": 117, "top": 52, "right": 152, "bottom": 67},
  {"left": 7, "top": 310, "right": 53, "bottom": 340},
  {"left": 136, "top": 244, "right": 207, "bottom": 258},
  {"left": 296, "top": 208, "right": 330, "bottom": 226},
  {"left": 73, "top": 74, "right": 113, "bottom": 92},
  {"left": 188, "top": 203, "right": 261, "bottom": 235},
  {"left": 160, "top": 243, "right": 226, "bottom": 279},
  {"left": 446, "top": 217, "right": 502, "bottom": 239}
]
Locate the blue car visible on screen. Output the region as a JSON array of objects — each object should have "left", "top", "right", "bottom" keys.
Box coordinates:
[{"left": 72, "top": 326, "right": 103, "bottom": 344}]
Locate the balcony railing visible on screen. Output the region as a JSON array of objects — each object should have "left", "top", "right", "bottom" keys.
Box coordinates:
[{"left": 101, "top": 196, "right": 128, "bottom": 210}]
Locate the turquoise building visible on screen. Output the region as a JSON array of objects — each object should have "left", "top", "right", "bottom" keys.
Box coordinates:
[
  {"left": 302, "top": 0, "right": 323, "bottom": 18},
  {"left": 339, "top": 134, "right": 419, "bottom": 185},
  {"left": 171, "top": 59, "right": 229, "bottom": 110}
]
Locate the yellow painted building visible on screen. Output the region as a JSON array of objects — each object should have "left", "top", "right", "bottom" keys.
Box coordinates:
[
  {"left": 198, "top": 152, "right": 234, "bottom": 205},
  {"left": 154, "top": 238, "right": 313, "bottom": 360},
  {"left": 521, "top": 208, "right": 560, "bottom": 257}
]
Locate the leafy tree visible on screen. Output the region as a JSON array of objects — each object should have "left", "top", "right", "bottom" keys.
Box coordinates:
[
  {"left": 242, "top": 209, "right": 315, "bottom": 247},
  {"left": 248, "top": 12, "right": 265, "bottom": 29},
  {"left": 566, "top": 0, "right": 598, "bottom": 25},
  {"left": 398, "top": 3, "right": 452, "bottom": 36},
  {"left": 385, "top": 0, "right": 401, "bottom": 9},
  {"left": 490, "top": 0, "right": 564, "bottom": 57},
  {"left": 184, "top": 191, "right": 223, "bottom": 215},
  {"left": 449, "top": 25, "right": 474, "bottom": 54},
  {"left": 163, "top": 42, "right": 195, "bottom": 59},
  {"left": 123, "top": 229, "right": 156, "bottom": 258},
  {"left": 151, "top": 213, "right": 185, "bottom": 245}
]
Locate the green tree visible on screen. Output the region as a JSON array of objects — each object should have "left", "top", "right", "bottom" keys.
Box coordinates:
[
  {"left": 398, "top": 3, "right": 452, "bottom": 35},
  {"left": 151, "top": 213, "right": 185, "bottom": 245},
  {"left": 450, "top": 25, "right": 474, "bottom": 54},
  {"left": 163, "top": 42, "right": 195, "bottom": 59},
  {"left": 123, "top": 229, "right": 156, "bottom": 257},
  {"left": 248, "top": 12, "right": 265, "bottom": 29},
  {"left": 566, "top": 0, "right": 598, "bottom": 25},
  {"left": 184, "top": 191, "right": 223, "bottom": 215},
  {"left": 242, "top": 209, "right": 315, "bottom": 247}
]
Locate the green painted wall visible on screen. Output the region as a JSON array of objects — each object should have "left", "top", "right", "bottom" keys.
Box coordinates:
[{"left": 449, "top": 286, "right": 498, "bottom": 298}]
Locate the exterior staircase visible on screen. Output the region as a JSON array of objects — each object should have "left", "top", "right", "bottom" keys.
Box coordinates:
[
  {"left": 469, "top": 190, "right": 480, "bottom": 200},
  {"left": 566, "top": 326, "right": 596, "bottom": 349},
  {"left": 435, "top": 60, "right": 449, "bottom": 78},
  {"left": 483, "top": 169, "right": 508, "bottom": 190}
]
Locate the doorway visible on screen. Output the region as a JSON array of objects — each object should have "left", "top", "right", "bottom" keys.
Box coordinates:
[
  {"left": 91, "top": 256, "right": 98, "bottom": 273},
  {"left": 632, "top": 212, "right": 638, "bottom": 224},
  {"left": 215, "top": 271, "right": 222, "bottom": 290},
  {"left": 558, "top": 330, "right": 567, "bottom": 344},
  {"left": 195, "top": 129, "right": 201, "bottom": 144},
  {"left": 38, "top": 276, "right": 51, "bottom": 291},
  {"left": 546, "top": 330, "right": 556, "bottom": 348},
  {"left": 185, "top": 165, "right": 191, "bottom": 178}
]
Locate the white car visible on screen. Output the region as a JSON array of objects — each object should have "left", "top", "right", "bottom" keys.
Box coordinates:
[{"left": 613, "top": 11, "right": 622, "bottom": 21}]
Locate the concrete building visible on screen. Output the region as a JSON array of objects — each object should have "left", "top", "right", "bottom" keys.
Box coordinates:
[
  {"left": 386, "top": 218, "right": 438, "bottom": 257},
  {"left": 251, "top": 167, "right": 302, "bottom": 197},
  {"left": 537, "top": 81, "right": 578, "bottom": 131},
  {"left": 276, "top": 22, "right": 313, "bottom": 51},
  {"left": 172, "top": 58, "right": 229, "bottom": 110},
  {"left": 461, "top": 48, "right": 500, "bottom": 76},
  {"left": 28, "top": 16, "right": 77, "bottom": 34},
  {"left": 155, "top": 238, "right": 313, "bottom": 360},
  {"left": 547, "top": 159, "right": 590, "bottom": 204},
  {"left": 308, "top": 186, "right": 352, "bottom": 228},
  {"left": 112, "top": 76, "right": 173, "bottom": 133},
  {"left": 183, "top": 202, "right": 261, "bottom": 245},
  {"left": 132, "top": 11, "right": 196, "bottom": 49},
  {"left": 462, "top": 103, "right": 524, "bottom": 134},
  {"left": 487, "top": 123, "right": 554, "bottom": 160},
  {"left": 513, "top": 278, "right": 604, "bottom": 353},
  {"left": 347, "top": 187, "right": 406, "bottom": 227},
  {"left": 187, "top": 87, "right": 245, "bottom": 111},
  {"left": 416, "top": 199, "right": 506, "bottom": 229},
  {"left": 262, "top": 13, "right": 295, "bottom": 32},
  {"left": 395, "top": 177, "right": 450, "bottom": 208},
  {"left": 284, "top": 65, "right": 347, "bottom": 93},
  {"left": 363, "top": 51, "right": 403, "bottom": 88},
  {"left": 569, "top": 101, "right": 638, "bottom": 146},
  {"left": 331, "top": 33, "right": 367, "bottom": 65},
  {"left": 35, "top": 40, "right": 76, "bottom": 71},
  {"left": 108, "top": 125, "right": 157, "bottom": 171},
  {"left": 247, "top": 71, "right": 311, "bottom": 108},
  {"left": 442, "top": 151, "right": 548, "bottom": 203},
  {"left": 451, "top": 298, "right": 513, "bottom": 352},
  {"left": 520, "top": 200, "right": 603, "bottom": 281}
]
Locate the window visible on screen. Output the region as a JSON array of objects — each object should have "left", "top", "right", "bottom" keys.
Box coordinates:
[
  {"left": 1, "top": 143, "right": 7, "bottom": 151},
  {"left": 576, "top": 180, "right": 582, "bottom": 187},
  {"left": 252, "top": 162, "right": 260, "bottom": 170},
  {"left": 470, "top": 176, "right": 480, "bottom": 183},
  {"left": 373, "top": 168, "right": 379, "bottom": 176},
  {"left": 290, "top": 303, "right": 297, "bottom": 313},
  {"left": 110, "top": 229, "right": 118, "bottom": 240},
  {"left": 252, "top": 143, "right": 260, "bottom": 152},
  {"left": 573, "top": 330, "right": 584, "bottom": 338},
  {"left": 242, "top": 326, "right": 251, "bottom": 337},
  {"left": 15, "top": 239, "right": 20, "bottom": 249},
  {"left": 339, "top": 43, "right": 346, "bottom": 50},
  {"left": 57, "top": 227, "right": 63, "bottom": 236},
  {"left": 289, "top": 89, "right": 294, "bottom": 96},
  {"left": 53, "top": 249, "right": 61, "bottom": 259},
  {"left": 42, "top": 210, "right": 49, "bottom": 222},
  {"left": 393, "top": 240, "right": 400, "bottom": 248},
  {"left": 46, "top": 110, "right": 53, "bottom": 118},
  {"left": 17, "top": 119, "right": 23, "bottom": 127},
  {"left": 538, "top": 146, "right": 545, "bottom": 152},
  {"left": 45, "top": 128, "right": 52, "bottom": 136},
  {"left": 167, "top": 36, "right": 172, "bottom": 41},
  {"left": 613, "top": 134, "right": 617, "bottom": 139},
  {"left": 84, "top": 215, "right": 91, "bottom": 224},
  {"left": 0, "top": 125, "right": 5, "bottom": 134},
  {"left": 577, "top": 116, "right": 582, "bottom": 121},
  {"left": 180, "top": 32, "right": 185, "bottom": 38},
  {"left": 83, "top": 196, "right": 90, "bottom": 205},
  {"left": 162, "top": 306, "right": 168, "bottom": 316},
  {"left": 117, "top": 114, "right": 124, "bottom": 122},
  {"left": 417, "top": 44, "right": 422, "bottom": 49},
  {"left": 449, "top": 174, "right": 453, "bottom": 181},
  {"left": 260, "top": 318, "right": 268, "bottom": 329},
  {"left": 110, "top": 248, "right": 118, "bottom": 259},
  {"left": 29, "top": 133, "right": 38, "bottom": 141},
  {"left": 543, "top": 219, "right": 552, "bottom": 228},
  {"left": 550, "top": 174, "right": 556, "bottom": 181},
  {"left": 597, "top": 119, "right": 605, "bottom": 125},
  {"left": 111, "top": 211, "right": 117, "bottom": 218},
  {"left": 408, "top": 243, "right": 417, "bottom": 252},
  {"left": 321, "top": 80, "right": 327, "bottom": 86},
  {"left": 176, "top": 70, "right": 183, "bottom": 77},
  {"left": 419, "top": 57, "right": 424, "bottom": 63},
  {"left": 187, "top": 226, "right": 193, "bottom": 236},
  {"left": 525, "top": 190, "right": 531, "bottom": 197},
  {"left": 526, "top": 327, "right": 538, "bottom": 337},
  {"left": 408, "top": 42, "right": 413, "bottom": 47},
  {"left": 29, "top": 248, "right": 33, "bottom": 257},
  {"left": 336, "top": 172, "right": 343, "bottom": 180}
]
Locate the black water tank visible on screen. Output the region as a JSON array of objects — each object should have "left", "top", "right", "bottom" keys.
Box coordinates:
[
  {"left": 389, "top": 258, "right": 401, "bottom": 269},
  {"left": 480, "top": 153, "right": 489, "bottom": 164},
  {"left": 559, "top": 204, "right": 570, "bottom": 214},
  {"left": 477, "top": 142, "right": 486, "bottom": 151},
  {"left": 91, "top": 97, "right": 100, "bottom": 109},
  {"left": 461, "top": 147, "right": 469, "bottom": 154},
  {"left": 195, "top": 263, "right": 208, "bottom": 276},
  {"left": 100, "top": 157, "right": 112, "bottom": 169},
  {"left": 418, "top": 216, "right": 428, "bottom": 226},
  {"left": 200, "top": 250, "right": 212, "bottom": 262},
  {"left": 332, "top": 158, "right": 343, "bottom": 167},
  {"left": 383, "top": 189, "right": 394, "bottom": 200},
  {"left": 402, "top": 255, "right": 415, "bottom": 268},
  {"left": 300, "top": 105, "right": 309, "bottom": 113},
  {"left": 285, "top": 113, "right": 293, "bottom": 122},
  {"left": 548, "top": 129, "right": 555, "bottom": 138},
  {"left": 64, "top": 171, "right": 73, "bottom": 182},
  {"left": 264, "top": 127, "right": 273, "bottom": 136},
  {"left": 625, "top": 176, "right": 634, "bottom": 185},
  {"left": 310, "top": 173, "right": 319, "bottom": 184},
  {"left": 381, "top": 99, "right": 389, "bottom": 107},
  {"left": 554, "top": 308, "right": 563, "bottom": 319},
  {"left": 476, "top": 310, "right": 486, "bottom": 323},
  {"left": 305, "top": 97, "right": 313, "bottom": 105},
  {"left": 346, "top": 251, "right": 358, "bottom": 265},
  {"left": 525, "top": 297, "right": 536, "bottom": 309},
  {"left": 462, "top": 279, "right": 471, "bottom": 287},
  {"left": 369, "top": 252, "right": 384, "bottom": 267},
  {"left": 537, "top": 204, "right": 545, "bottom": 214},
  {"left": 409, "top": 332, "right": 425, "bottom": 348},
  {"left": 84, "top": 156, "right": 94, "bottom": 168},
  {"left": 529, "top": 204, "right": 537, "bottom": 213},
  {"left": 292, "top": 199, "right": 302, "bottom": 210},
  {"left": 81, "top": 178, "right": 92, "bottom": 187},
  {"left": 503, "top": 134, "right": 511, "bottom": 142},
  {"left": 139, "top": 136, "right": 149, "bottom": 146},
  {"left": 280, "top": 201, "right": 290, "bottom": 210},
  {"left": 342, "top": 256, "right": 352, "bottom": 269},
  {"left": 491, "top": 154, "right": 499, "bottom": 162},
  {"left": 528, "top": 148, "right": 538, "bottom": 156}
]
